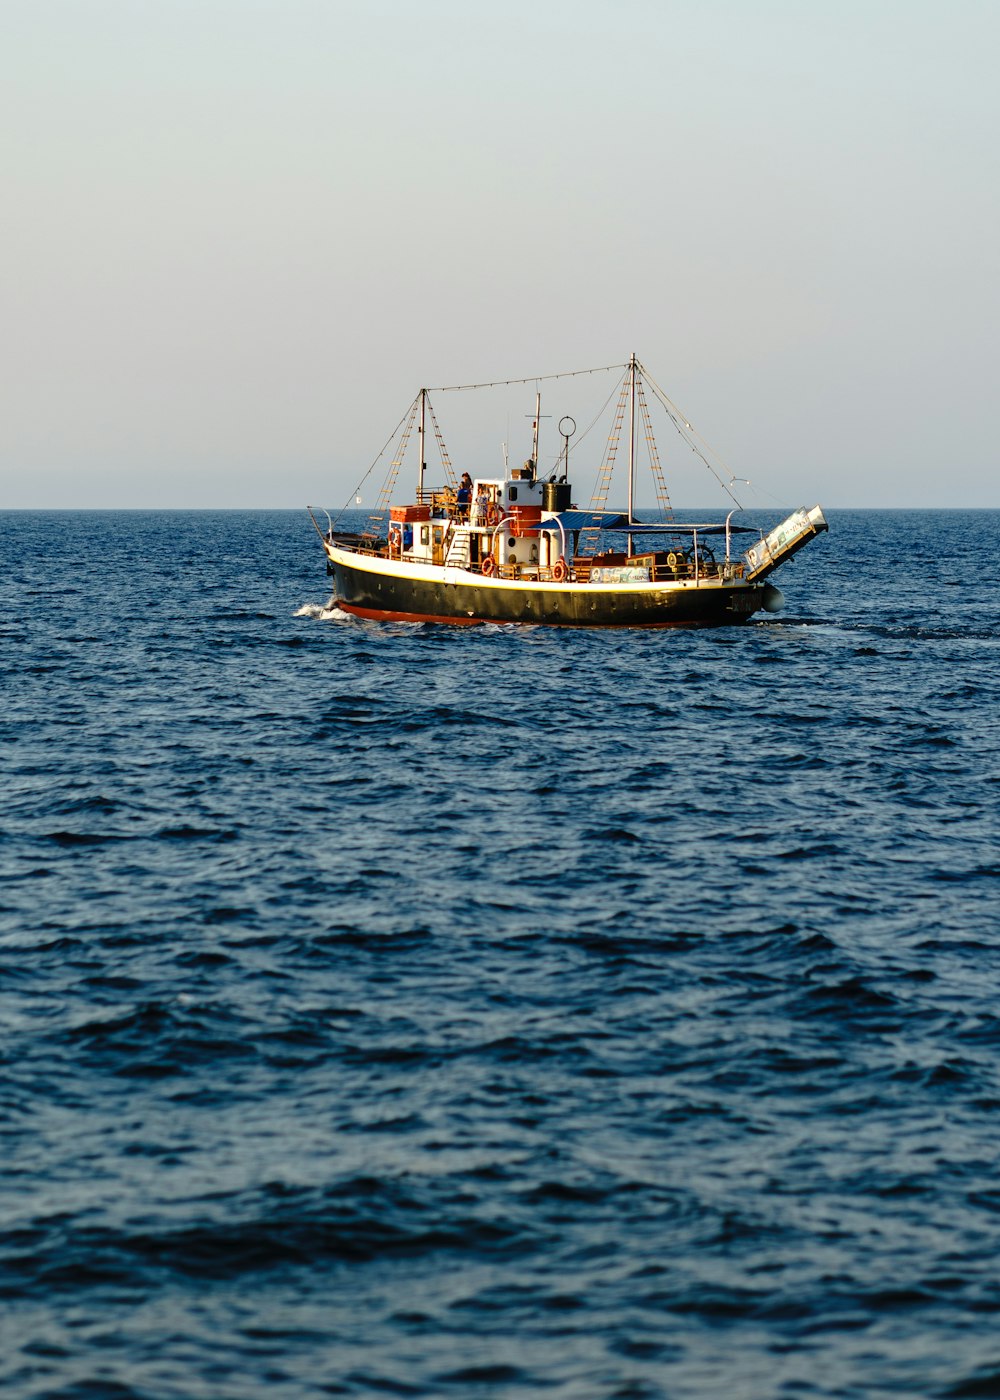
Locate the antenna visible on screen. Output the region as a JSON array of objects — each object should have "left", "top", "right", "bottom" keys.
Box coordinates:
[
  {"left": 558, "top": 416, "right": 576, "bottom": 482},
  {"left": 526, "top": 389, "right": 551, "bottom": 475}
]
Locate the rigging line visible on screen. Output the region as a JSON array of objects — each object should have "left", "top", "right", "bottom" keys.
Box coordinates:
[
  {"left": 428, "top": 363, "right": 624, "bottom": 393},
  {"left": 427, "top": 395, "right": 457, "bottom": 487},
  {"left": 639, "top": 362, "right": 738, "bottom": 483},
  {"left": 639, "top": 365, "right": 744, "bottom": 509},
  {"left": 536, "top": 369, "right": 629, "bottom": 474},
  {"left": 362, "top": 398, "right": 420, "bottom": 539},
  {"left": 741, "top": 479, "right": 788, "bottom": 510},
  {"left": 332, "top": 396, "right": 422, "bottom": 526},
  {"left": 637, "top": 377, "right": 673, "bottom": 519},
  {"left": 571, "top": 368, "right": 629, "bottom": 455}
]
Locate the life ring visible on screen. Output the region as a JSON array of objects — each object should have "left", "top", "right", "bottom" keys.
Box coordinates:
[
  {"left": 552, "top": 556, "right": 568, "bottom": 582},
  {"left": 666, "top": 551, "right": 684, "bottom": 568},
  {"left": 481, "top": 554, "right": 495, "bottom": 577}
]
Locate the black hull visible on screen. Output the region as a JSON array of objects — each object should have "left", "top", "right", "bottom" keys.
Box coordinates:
[{"left": 329, "top": 555, "right": 763, "bottom": 628}]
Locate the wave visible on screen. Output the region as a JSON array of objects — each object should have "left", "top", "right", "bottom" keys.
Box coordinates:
[
  {"left": 0, "top": 1179, "right": 532, "bottom": 1295},
  {"left": 293, "top": 601, "right": 355, "bottom": 622}
]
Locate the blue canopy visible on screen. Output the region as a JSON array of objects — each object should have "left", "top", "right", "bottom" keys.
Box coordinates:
[
  {"left": 539, "top": 510, "right": 628, "bottom": 532},
  {"left": 540, "top": 512, "right": 758, "bottom": 536},
  {"left": 618, "top": 521, "right": 760, "bottom": 536}
]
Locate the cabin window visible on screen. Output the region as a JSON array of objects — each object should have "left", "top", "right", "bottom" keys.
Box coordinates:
[
  {"left": 509, "top": 486, "right": 518, "bottom": 501},
  {"left": 420, "top": 526, "right": 429, "bottom": 545}
]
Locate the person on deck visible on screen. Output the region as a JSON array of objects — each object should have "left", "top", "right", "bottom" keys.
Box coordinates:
[{"left": 457, "top": 473, "right": 472, "bottom": 519}]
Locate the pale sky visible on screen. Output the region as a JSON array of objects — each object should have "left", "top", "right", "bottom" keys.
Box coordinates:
[{"left": 2, "top": 0, "right": 997, "bottom": 509}]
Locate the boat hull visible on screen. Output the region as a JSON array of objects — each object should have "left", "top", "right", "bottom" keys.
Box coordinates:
[{"left": 326, "top": 548, "right": 764, "bottom": 628}]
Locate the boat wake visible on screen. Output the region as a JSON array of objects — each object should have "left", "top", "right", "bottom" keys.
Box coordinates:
[{"left": 293, "top": 601, "right": 351, "bottom": 623}]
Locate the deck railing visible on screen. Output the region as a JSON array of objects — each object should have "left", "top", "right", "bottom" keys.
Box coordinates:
[{"left": 334, "top": 536, "right": 746, "bottom": 583}]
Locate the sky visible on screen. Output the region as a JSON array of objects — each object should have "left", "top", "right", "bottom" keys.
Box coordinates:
[{"left": 2, "top": 0, "right": 998, "bottom": 509}]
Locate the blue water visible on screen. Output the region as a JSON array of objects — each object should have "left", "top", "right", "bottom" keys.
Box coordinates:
[{"left": 1, "top": 508, "right": 998, "bottom": 1400}]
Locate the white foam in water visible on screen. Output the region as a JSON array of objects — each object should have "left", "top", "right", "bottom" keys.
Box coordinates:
[{"left": 294, "top": 601, "right": 351, "bottom": 622}]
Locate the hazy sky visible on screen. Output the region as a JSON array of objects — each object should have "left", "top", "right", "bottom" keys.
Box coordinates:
[{"left": 3, "top": 0, "right": 997, "bottom": 509}]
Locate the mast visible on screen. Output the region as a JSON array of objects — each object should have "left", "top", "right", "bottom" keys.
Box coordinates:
[
  {"left": 418, "top": 388, "right": 427, "bottom": 497},
  {"left": 627, "top": 352, "right": 637, "bottom": 552},
  {"left": 531, "top": 389, "right": 541, "bottom": 475}
]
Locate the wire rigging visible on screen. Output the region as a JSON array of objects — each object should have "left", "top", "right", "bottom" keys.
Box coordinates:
[
  {"left": 427, "top": 396, "right": 457, "bottom": 488},
  {"left": 360, "top": 395, "right": 420, "bottom": 540},
  {"left": 428, "top": 363, "right": 624, "bottom": 393},
  {"left": 333, "top": 397, "right": 421, "bottom": 529},
  {"left": 639, "top": 362, "right": 745, "bottom": 509},
  {"left": 331, "top": 359, "right": 753, "bottom": 526}
]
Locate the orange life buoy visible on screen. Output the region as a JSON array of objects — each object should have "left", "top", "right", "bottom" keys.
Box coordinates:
[
  {"left": 481, "top": 554, "right": 495, "bottom": 577},
  {"left": 552, "top": 556, "right": 568, "bottom": 582}
]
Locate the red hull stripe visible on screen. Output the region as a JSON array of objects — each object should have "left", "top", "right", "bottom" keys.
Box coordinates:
[{"left": 336, "top": 601, "right": 719, "bottom": 630}]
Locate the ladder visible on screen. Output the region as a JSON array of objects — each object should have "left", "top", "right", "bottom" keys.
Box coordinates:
[
  {"left": 428, "top": 399, "right": 458, "bottom": 489},
  {"left": 363, "top": 397, "right": 419, "bottom": 541},
  {"left": 637, "top": 377, "right": 673, "bottom": 521},
  {"left": 444, "top": 524, "right": 468, "bottom": 566},
  {"left": 578, "top": 375, "right": 630, "bottom": 556}
]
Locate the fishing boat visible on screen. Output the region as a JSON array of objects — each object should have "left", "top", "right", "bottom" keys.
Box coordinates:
[{"left": 310, "top": 356, "right": 827, "bottom": 628}]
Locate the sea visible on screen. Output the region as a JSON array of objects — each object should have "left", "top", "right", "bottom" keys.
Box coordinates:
[{"left": 1, "top": 507, "right": 998, "bottom": 1400}]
